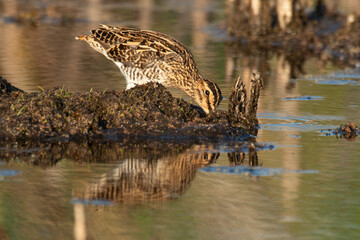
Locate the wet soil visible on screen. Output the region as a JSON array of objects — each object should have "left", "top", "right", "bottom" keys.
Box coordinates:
[{"left": 0, "top": 75, "right": 262, "bottom": 142}]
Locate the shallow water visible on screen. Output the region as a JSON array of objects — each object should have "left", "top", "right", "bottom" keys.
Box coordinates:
[{"left": 1, "top": 0, "right": 360, "bottom": 239}]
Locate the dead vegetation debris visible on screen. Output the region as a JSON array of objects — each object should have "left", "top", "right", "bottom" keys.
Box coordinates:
[{"left": 336, "top": 122, "right": 359, "bottom": 141}]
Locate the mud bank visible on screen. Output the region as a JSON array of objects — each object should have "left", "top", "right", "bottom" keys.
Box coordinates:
[
  {"left": 226, "top": 2, "right": 360, "bottom": 67},
  {"left": 0, "top": 75, "right": 262, "bottom": 141}
]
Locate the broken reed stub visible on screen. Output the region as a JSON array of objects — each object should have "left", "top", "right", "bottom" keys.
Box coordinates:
[{"left": 228, "top": 73, "right": 263, "bottom": 134}]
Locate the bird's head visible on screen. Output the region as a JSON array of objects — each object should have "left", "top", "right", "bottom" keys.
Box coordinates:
[{"left": 191, "top": 79, "right": 222, "bottom": 114}]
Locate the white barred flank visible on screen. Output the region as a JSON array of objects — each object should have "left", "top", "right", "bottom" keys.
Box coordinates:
[{"left": 114, "top": 61, "right": 167, "bottom": 89}]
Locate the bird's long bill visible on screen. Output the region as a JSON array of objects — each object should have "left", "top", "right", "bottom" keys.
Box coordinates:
[{"left": 75, "top": 35, "right": 87, "bottom": 41}]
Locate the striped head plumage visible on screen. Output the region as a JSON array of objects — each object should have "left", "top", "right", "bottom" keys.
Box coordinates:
[
  {"left": 188, "top": 78, "right": 222, "bottom": 114},
  {"left": 75, "top": 24, "right": 222, "bottom": 114}
]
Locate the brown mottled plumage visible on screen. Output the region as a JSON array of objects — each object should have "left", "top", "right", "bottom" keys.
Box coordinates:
[{"left": 76, "top": 24, "right": 222, "bottom": 114}]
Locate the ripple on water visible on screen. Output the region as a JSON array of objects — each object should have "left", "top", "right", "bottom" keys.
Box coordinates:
[
  {"left": 186, "top": 142, "right": 276, "bottom": 154},
  {"left": 304, "top": 68, "right": 360, "bottom": 85},
  {"left": 318, "top": 129, "right": 337, "bottom": 136},
  {"left": 315, "top": 79, "right": 359, "bottom": 85},
  {"left": 282, "top": 96, "right": 324, "bottom": 101},
  {"left": 0, "top": 169, "right": 21, "bottom": 180},
  {"left": 71, "top": 199, "right": 114, "bottom": 206},
  {"left": 259, "top": 113, "right": 343, "bottom": 132},
  {"left": 200, "top": 166, "right": 319, "bottom": 176}
]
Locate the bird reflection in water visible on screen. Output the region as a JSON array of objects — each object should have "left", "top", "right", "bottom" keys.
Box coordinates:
[
  {"left": 77, "top": 147, "right": 220, "bottom": 205},
  {"left": 76, "top": 143, "right": 260, "bottom": 205}
]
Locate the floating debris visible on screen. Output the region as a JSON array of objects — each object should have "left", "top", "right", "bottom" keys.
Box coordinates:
[{"left": 336, "top": 122, "right": 359, "bottom": 141}]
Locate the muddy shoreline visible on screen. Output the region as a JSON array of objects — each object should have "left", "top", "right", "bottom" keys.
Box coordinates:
[
  {"left": 0, "top": 75, "right": 262, "bottom": 142},
  {"left": 226, "top": 2, "right": 360, "bottom": 68}
]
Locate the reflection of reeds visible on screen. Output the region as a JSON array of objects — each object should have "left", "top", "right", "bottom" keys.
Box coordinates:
[
  {"left": 227, "top": 143, "right": 259, "bottom": 166},
  {"left": 224, "top": 41, "right": 306, "bottom": 93}
]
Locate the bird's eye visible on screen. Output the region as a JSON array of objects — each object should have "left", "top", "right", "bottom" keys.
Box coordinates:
[{"left": 205, "top": 90, "right": 210, "bottom": 96}]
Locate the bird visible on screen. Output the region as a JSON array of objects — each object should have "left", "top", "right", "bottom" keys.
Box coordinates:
[{"left": 75, "top": 24, "right": 222, "bottom": 114}]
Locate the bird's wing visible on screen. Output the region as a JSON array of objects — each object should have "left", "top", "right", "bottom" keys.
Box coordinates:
[{"left": 89, "top": 24, "right": 195, "bottom": 69}]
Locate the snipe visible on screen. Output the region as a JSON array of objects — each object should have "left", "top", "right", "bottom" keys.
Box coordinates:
[{"left": 76, "top": 24, "right": 222, "bottom": 114}]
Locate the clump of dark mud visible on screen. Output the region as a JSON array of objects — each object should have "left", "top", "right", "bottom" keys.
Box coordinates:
[
  {"left": 336, "top": 122, "right": 359, "bottom": 141},
  {"left": 0, "top": 74, "right": 262, "bottom": 141},
  {"left": 0, "top": 77, "right": 23, "bottom": 94}
]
